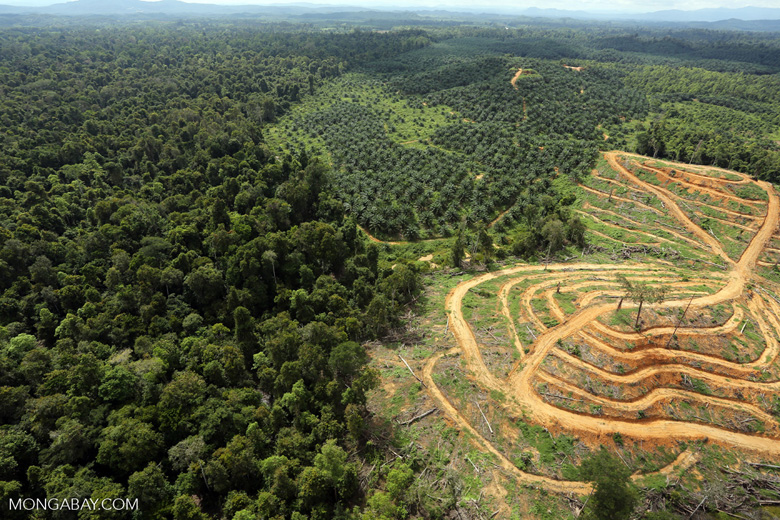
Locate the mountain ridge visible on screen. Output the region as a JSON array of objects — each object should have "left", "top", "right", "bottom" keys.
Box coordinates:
[{"left": 0, "top": 0, "right": 778, "bottom": 24}]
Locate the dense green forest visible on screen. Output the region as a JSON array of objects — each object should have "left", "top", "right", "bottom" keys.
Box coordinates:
[
  {"left": 0, "top": 19, "right": 778, "bottom": 520},
  {"left": 0, "top": 25, "right": 437, "bottom": 520}
]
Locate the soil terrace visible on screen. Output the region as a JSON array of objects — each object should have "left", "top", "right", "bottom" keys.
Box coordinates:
[{"left": 422, "top": 151, "right": 780, "bottom": 494}]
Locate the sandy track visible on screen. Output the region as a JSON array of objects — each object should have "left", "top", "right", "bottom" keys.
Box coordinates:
[
  {"left": 578, "top": 209, "right": 711, "bottom": 253},
  {"left": 694, "top": 211, "right": 758, "bottom": 232},
  {"left": 576, "top": 311, "right": 779, "bottom": 379},
  {"left": 510, "top": 68, "right": 524, "bottom": 89},
  {"left": 616, "top": 151, "right": 753, "bottom": 184},
  {"left": 549, "top": 346, "right": 752, "bottom": 389},
  {"left": 542, "top": 347, "right": 780, "bottom": 416},
  {"left": 592, "top": 170, "right": 762, "bottom": 221},
  {"left": 582, "top": 203, "right": 659, "bottom": 226},
  {"left": 516, "top": 154, "right": 778, "bottom": 421},
  {"left": 489, "top": 206, "right": 513, "bottom": 228},
  {"left": 579, "top": 206, "right": 704, "bottom": 249},
  {"left": 421, "top": 348, "right": 592, "bottom": 493},
  {"left": 635, "top": 161, "right": 765, "bottom": 207},
  {"left": 536, "top": 370, "right": 778, "bottom": 427},
  {"left": 606, "top": 152, "right": 735, "bottom": 265},
  {"left": 587, "top": 228, "right": 662, "bottom": 247},
  {"left": 419, "top": 152, "right": 780, "bottom": 495},
  {"left": 580, "top": 185, "right": 664, "bottom": 215},
  {"left": 358, "top": 225, "right": 446, "bottom": 246},
  {"left": 577, "top": 210, "right": 675, "bottom": 244},
  {"left": 662, "top": 190, "right": 762, "bottom": 221},
  {"left": 498, "top": 278, "right": 527, "bottom": 357},
  {"left": 588, "top": 304, "right": 743, "bottom": 340},
  {"left": 359, "top": 225, "right": 404, "bottom": 245}
]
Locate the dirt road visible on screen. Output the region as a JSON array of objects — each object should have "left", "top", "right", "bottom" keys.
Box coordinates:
[
  {"left": 510, "top": 68, "right": 524, "bottom": 89},
  {"left": 605, "top": 152, "right": 736, "bottom": 265},
  {"left": 420, "top": 151, "right": 780, "bottom": 495}
]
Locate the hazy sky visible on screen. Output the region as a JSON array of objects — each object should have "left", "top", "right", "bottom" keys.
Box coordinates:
[
  {"left": 2, "top": 0, "right": 778, "bottom": 12},
  {"left": 180, "top": 0, "right": 777, "bottom": 9}
]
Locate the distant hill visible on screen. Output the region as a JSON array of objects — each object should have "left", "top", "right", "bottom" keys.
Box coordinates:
[
  {"left": 640, "top": 6, "right": 780, "bottom": 22},
  {"left": 0, "top": 0, "right": 778, "bottom": 28},
  {"left": 0, "top": 0, "right": 375, "bottom": 17},
  {"left": 518, "top": 5, "right": 780, "bottom": 22}
]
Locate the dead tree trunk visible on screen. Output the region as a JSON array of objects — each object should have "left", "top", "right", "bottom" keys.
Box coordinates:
[
  {"left": 666, "top": 296, "right": 693, "bottom": 348},
  {"left": 635, "top": 298, "right": 644, "bottom": 329}
]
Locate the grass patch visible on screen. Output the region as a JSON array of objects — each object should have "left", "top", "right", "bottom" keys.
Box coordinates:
[
  {"left": 553, "top": 291, "right": 578, "bottom": 314},
  {"left": 609, "top": 308, "right": 634, "bottom": 327},
  {"left": 735, "top": 184, "right": 769, "bottom": 201},
  {"left": 516, "top": 420, "right": 576, "bottom": 466}
]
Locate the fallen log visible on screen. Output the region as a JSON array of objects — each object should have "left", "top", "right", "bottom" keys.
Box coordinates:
[
  {"left": 747, "top": 462, "right": 780, "bottom": 471},
  {"left": 688, "top": 496, "right": 707, "bottom": 519},
  {"left": 398, "top": 354, "right": 426, "bottom": 388},
  {"left": 755, "top": 286, "right": 780, "bottom": 306},
  {"left": 476, "top": 401, "right": 493, "bottom": 434},
  {"left": 678, "top": 255, "right": 727, "bottom": 270},
  {"left": 465, "top": 455, "right": 481, "bottom": 473},
  {"left": 714, "top": 509, "right": 749, "bottom": 520},
  {"left": 526, "top": 325, "right": 537, "bottom": 340},
  {"left": 401, "top": 408, "right": 438, "bottom": 426},
  {"left": 541, "top": 392, "right": 584, "bottom": 402}
]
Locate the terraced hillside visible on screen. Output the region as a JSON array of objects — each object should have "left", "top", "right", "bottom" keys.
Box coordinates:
[{"left": 422, "top": 152, "right": 780, "bottom": 494}]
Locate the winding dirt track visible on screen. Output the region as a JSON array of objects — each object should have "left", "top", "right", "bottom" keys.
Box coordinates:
[
  {"left": 422, "top": 152, "right": 780, "bottom": 495},
  {"left": 489, "top": 206, "right": 512, "bottom": 228},
  {"left": 636, "top": 161, "right": 765, "bottom": 207},
  {"left": 359, "top": 225, "right": 404, "bottom": 246},
  {"left": 578, "top": 205, "right": 703, "bottom": 248},
  {"left": 358, "top": 225, "right": 444, "bottom": 246},
  {"left": 580, "top": 185, "right": 664, "bottom": 215},
  {"left": 510, "top": 68, "right": 524, "bottom": 89},
  {"left": 605, "top": 153, "right": 736, "bottom": 265}
]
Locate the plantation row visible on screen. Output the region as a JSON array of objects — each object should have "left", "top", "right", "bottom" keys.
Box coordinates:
[{"left": 286, "top": 54, "right": 651, "bottom": 239}]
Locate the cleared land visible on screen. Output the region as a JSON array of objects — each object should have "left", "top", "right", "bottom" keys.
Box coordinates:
[{"left": 420, "top": 152, "right": 780, "bottom": 495}]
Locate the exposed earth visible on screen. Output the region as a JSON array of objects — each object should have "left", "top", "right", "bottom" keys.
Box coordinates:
[{"left": 414, "top": 152, "right": 780, "bottom": 495}]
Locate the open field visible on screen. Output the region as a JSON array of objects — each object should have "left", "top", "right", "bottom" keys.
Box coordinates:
[{"left": 370, "top": 151, "right": 780, "bottom": 511}]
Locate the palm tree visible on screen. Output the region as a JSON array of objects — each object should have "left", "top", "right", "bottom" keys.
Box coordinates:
[{"left": 616, "top": 274, "right": 667, "bottom": 330}]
